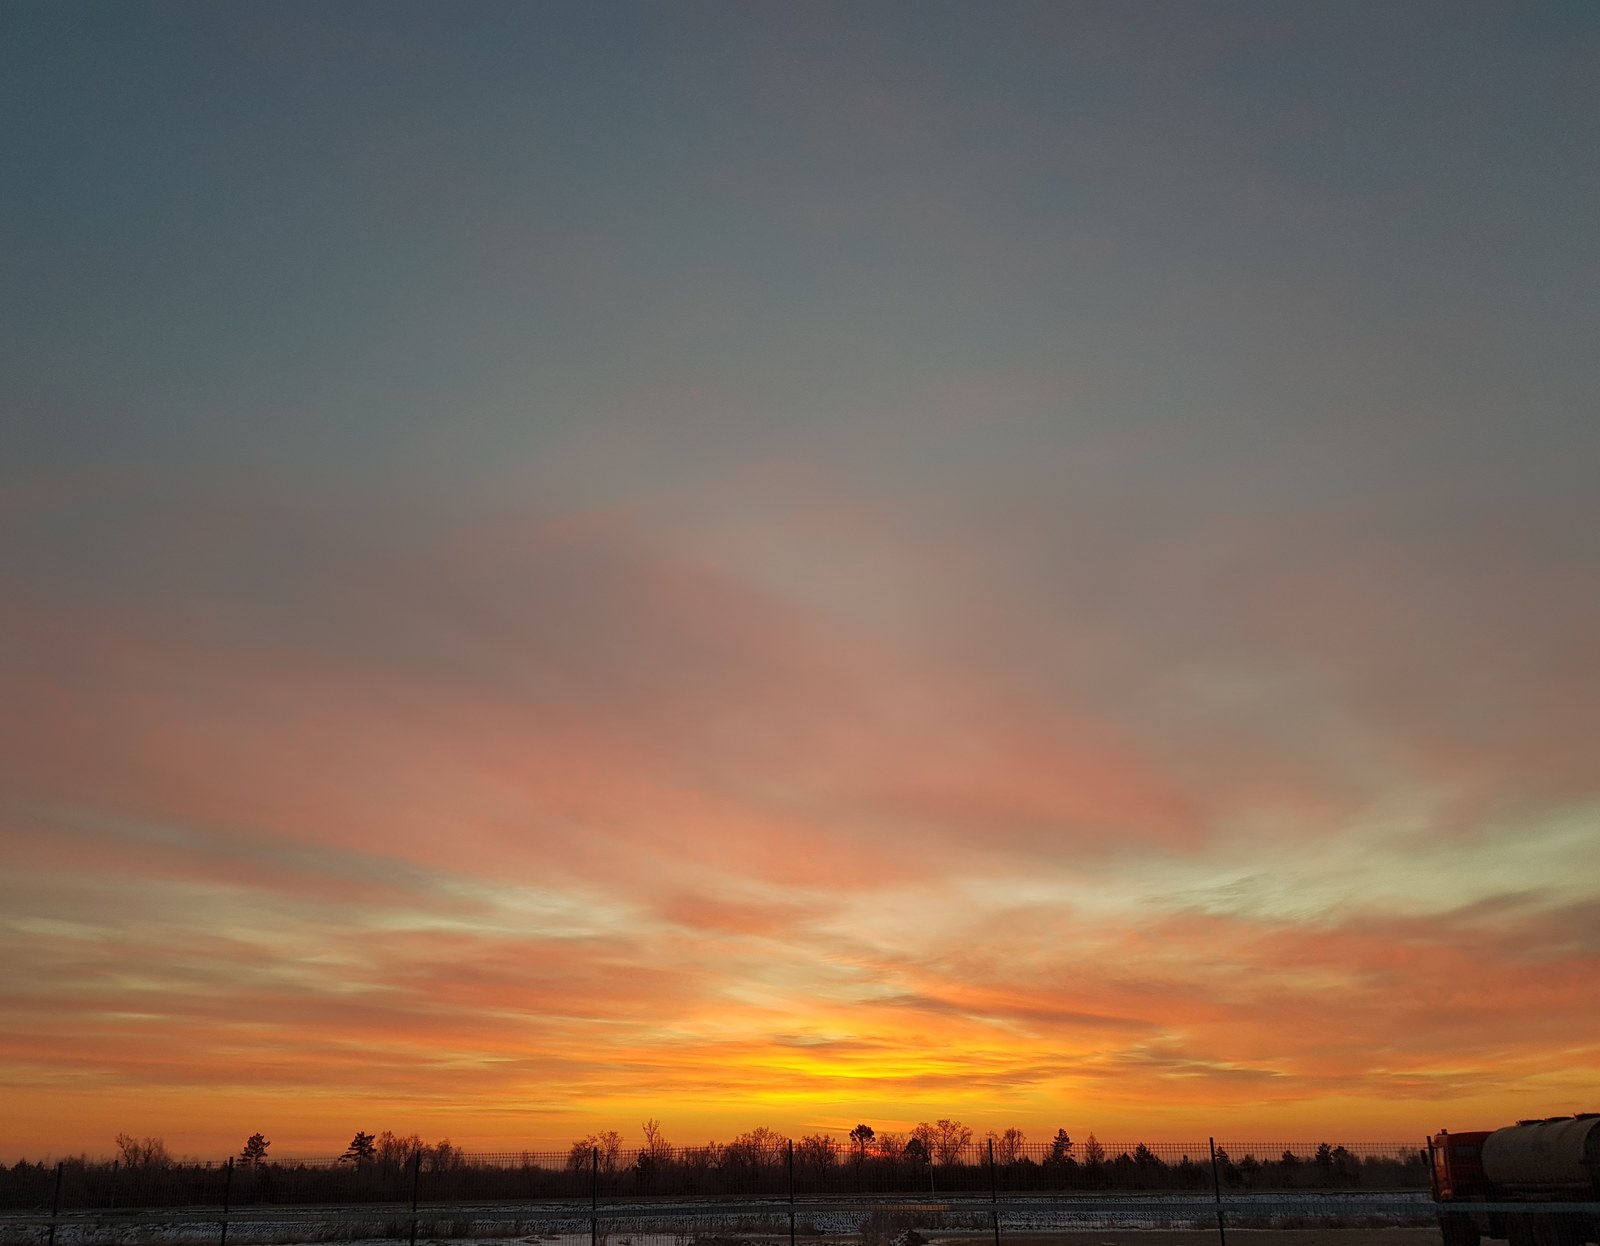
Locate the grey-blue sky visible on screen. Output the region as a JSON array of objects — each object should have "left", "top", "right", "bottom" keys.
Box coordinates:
[{"left": 6, "top": 2, "right": 1596, "bottom": 478}]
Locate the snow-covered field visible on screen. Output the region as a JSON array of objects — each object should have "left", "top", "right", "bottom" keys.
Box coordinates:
[{"left": 0, "top": 1194, "right": 1437, "bottom": 1246}]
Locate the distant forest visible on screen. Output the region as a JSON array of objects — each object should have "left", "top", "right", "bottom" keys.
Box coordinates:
[{"left": 2, "top": 1121, "right": 1428, "bottom": 1210}]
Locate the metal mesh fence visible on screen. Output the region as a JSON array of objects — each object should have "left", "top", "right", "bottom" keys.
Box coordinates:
[{"left": 0, "top": 1194, "right": 1453, "bottom": 1246}]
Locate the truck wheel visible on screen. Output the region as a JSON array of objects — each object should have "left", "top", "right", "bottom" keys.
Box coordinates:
[{"left": 1440, "top": 1213, "right": 1481, "bottom": 1246}]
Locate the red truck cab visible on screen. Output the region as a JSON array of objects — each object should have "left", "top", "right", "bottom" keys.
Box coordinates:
[{"left": 1432, "top": 1129, "right": 1493, "bottom": 1201}]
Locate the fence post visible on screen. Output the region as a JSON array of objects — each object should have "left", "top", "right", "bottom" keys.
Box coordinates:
[
  {"left": 47, "top": 1161, "right": 63, "bottom": 1246},
  {"left": 220, "top": 1156, "right": 234, "bottom": 1246},
  {"left": 988, "top": 1136, "right": 1001, "bottom": 1246},
  {"left": 109, "top": 1159, "right": 118, "bottom": 1211},
  {"left": 590, "top": 1145, "right": 599, "bottom": 1246},
  {"left": 787, "top": 1139, "right": 796, "bottom": 1246},
  {"left": 409, "top": 1149, "right": 421, "bottom": 1246},
  {"left": 1208, "top": 1138, "right": 1227, "bottom": 1246}
]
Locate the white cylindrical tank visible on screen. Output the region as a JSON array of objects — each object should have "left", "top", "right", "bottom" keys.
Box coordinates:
[{"left": 1481, "top": 1116, "right": 1600, "bottom": 1192}]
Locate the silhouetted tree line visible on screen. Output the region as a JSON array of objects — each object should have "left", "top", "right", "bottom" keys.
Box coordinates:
[{"left": 0, "top": 1123, "right": 1426, "bottom": 1211}]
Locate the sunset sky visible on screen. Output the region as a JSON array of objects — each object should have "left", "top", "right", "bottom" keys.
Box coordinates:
[{"left": 3, "top": 1, "right": 1599, "bottom": 1163}]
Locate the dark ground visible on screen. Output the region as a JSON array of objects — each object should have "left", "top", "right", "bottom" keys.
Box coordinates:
[{"left": 933, "top": 1232, "right": 1439, "bottom": 1246}]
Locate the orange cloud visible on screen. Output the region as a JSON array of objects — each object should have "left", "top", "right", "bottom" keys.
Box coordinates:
[{"left": 3, "top": 475, "right": 1597, "bottom": 1161}]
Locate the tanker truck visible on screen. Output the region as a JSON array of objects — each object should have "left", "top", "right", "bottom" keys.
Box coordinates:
[{"left": 1429, "top": 1115, "right": 1600, "bottom": 1246}]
